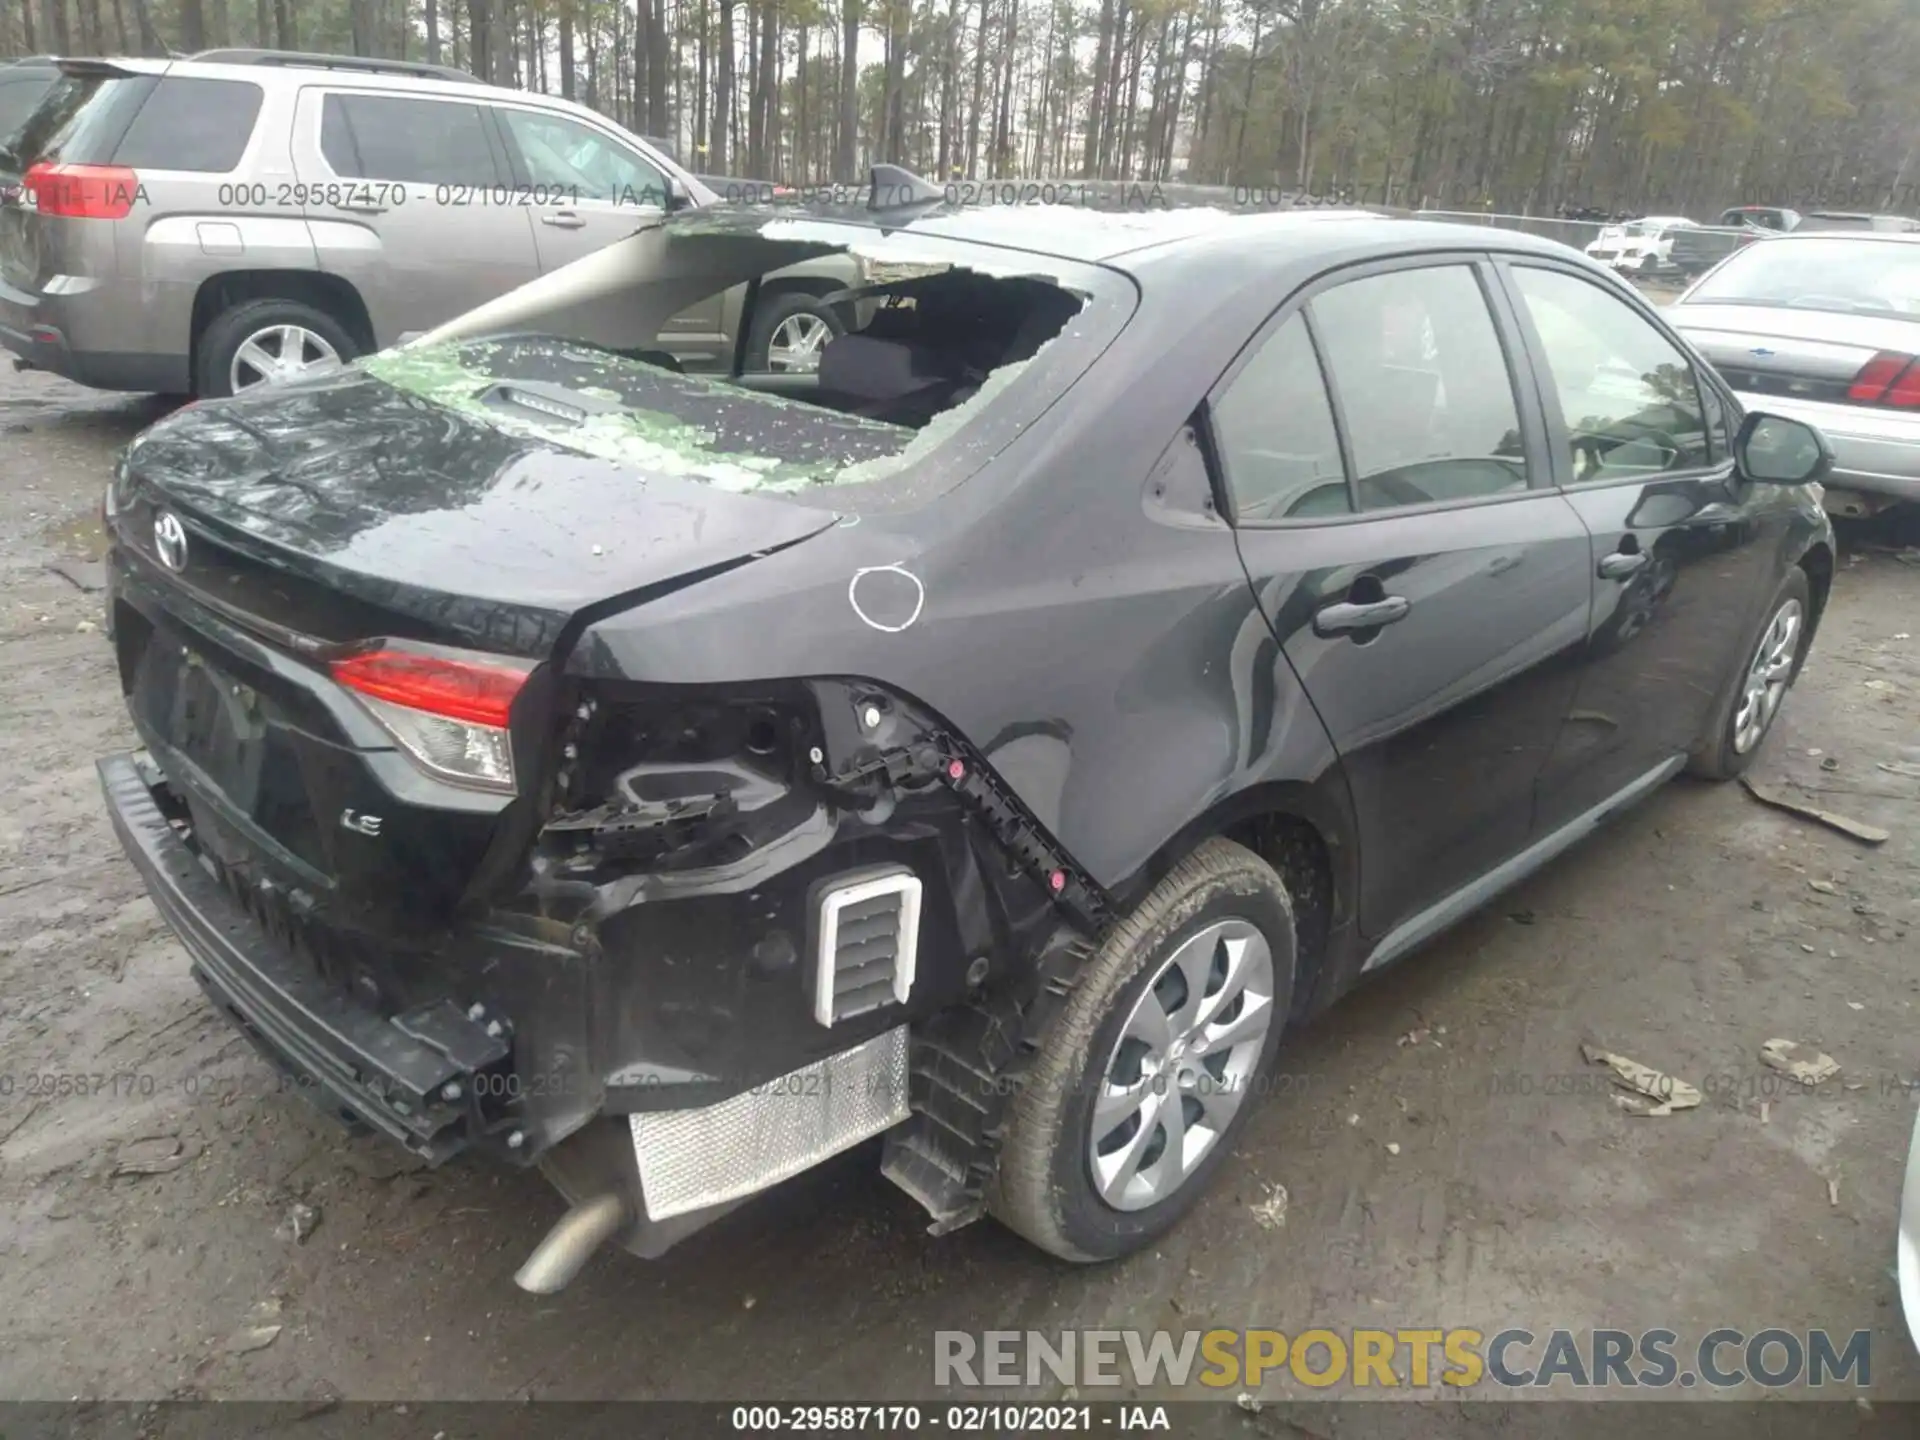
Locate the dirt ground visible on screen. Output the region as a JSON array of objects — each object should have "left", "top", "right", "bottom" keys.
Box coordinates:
[{"left": 2, "top": 360, "right": 1918, "bottom": 1420}]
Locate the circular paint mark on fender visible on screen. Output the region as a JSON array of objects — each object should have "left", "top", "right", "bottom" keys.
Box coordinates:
[{"left": 848, "top": 564, "right": 926, "bottom": 633}]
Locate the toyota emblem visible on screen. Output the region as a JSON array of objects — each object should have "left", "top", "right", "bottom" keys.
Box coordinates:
[{"left": 153, "top": 510, "right": 189, "bottom": 572}]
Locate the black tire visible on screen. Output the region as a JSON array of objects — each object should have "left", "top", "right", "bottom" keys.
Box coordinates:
[
  {"left": 987, "top": 837, "right": 1297, "bottom": 1262},
  {"left": 195, "top": 297, "right": 360, "bottom": 399},
  {"left": 743, "top": 291, "right": 844, "bottom": 373},
  {"left": 1688, "top": 566, "right": 1813, "bottom": 780}
]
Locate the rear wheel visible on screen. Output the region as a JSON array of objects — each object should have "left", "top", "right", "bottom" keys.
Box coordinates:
[
  {"left": 1689, "top": 567, "right": 1812, "bottom": 780},
  {"left": 196, "top": 298, "right": 358, "bottom": 398},
  {"left": 988, "top": 838, "right": 1296, "bottom": 1262},
  {"left": 743, "top": 291, "right": 844, "bottom": 373}
]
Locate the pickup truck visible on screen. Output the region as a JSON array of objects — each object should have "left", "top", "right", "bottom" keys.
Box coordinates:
[{"left": 1668, "top": 206, "right": 1802, "bottom": 278}]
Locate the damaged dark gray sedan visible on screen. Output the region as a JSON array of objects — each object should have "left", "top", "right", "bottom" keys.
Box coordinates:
[{"left": 96, "top": 180, "right": 1839, "bottom": 1287}]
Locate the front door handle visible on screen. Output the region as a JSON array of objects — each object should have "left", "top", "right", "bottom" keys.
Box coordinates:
[
  {"left": 1598, "top": 549, "right": 1650, "bottom": 580},
  {"left": 541, "top": 209, "right": 588, "bottom": 229},
  {"left": 1313, "top": 595, "right": 1412, "bottom": 636},
  {"left": 336, "top": 203, "right": 387, "bottom": 215}
]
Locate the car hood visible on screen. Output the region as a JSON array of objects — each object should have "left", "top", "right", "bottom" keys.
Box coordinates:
[{"left": 114, "top": 339, "right": 906, "bottom": 655}]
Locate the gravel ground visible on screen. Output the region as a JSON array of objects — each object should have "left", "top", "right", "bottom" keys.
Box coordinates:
[{"left": 1, "top": 362, "right": 1918, "bottom": 1425}]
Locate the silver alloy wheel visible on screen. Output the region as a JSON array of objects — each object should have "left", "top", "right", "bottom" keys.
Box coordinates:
[
  {"left": 1732, "top": 596, "right": 1803, "bottom": 754},
  {"left": 766, "top": 311, "right": 833, "bottom": 372},
  {"left": 230, "top": 324, "right": 343, "bottom": 392},
  {"left": 1088, "top": 918, "right": 1276, "bottom": 1212}
]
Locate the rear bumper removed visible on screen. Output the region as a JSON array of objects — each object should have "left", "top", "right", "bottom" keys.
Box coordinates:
[
  {"left": 97, "top": 743, "right": 1048, "bottom": 1269},
  {"left": 99, "top": 752, "right": 513, "bottom": 1163}
]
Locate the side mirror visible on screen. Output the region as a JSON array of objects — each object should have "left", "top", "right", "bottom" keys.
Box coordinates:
[
  {"left": 1734, "top": 411, "right": 1832, "bottom": 485},
  {"left": 664, "top": 175, "right": 693, "bottom": 213}
]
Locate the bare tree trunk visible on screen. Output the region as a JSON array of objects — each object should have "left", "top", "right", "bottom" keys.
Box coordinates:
[
  {"left": 272, "top": 0, "right": 291, "bottom": 48},
  {"left": 1081, "top": 0, "right": 1115, "bottom": 176},
  {"left": 991, "top": 0, "right": 1015, "bottom": 173},
  {"left": 469, "top": 0, "right": 492, "bottom": 83},
  {"left": 349, "top": 0, "right": 374, "bottom": 54},
  {"left": 711, "top": 0, "right": 734, "bottom": 172},
  {"left": 880, "top": 0, "right": 906, "bottom": 163},
  {"left": 965, "top": 0, "right": 990, "bottom": 173},
  {"left": 834, "top": 0, "right": 858, "bottom": 178},
  {"left": 558, "top": 3, "right": 575, "bottom": 97},
  {"left": 646, "top": 0, "right": 668, "bottom": 134},
  {"left": 489, "top": 0, "right": 512, "bottom": 85}
]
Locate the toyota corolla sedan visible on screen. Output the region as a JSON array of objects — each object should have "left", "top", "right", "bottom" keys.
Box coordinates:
[
  {"left": 1669, "top": 230, "right": 1920, "bottom": 518},
  {"left": 93, "top": 180, "right": 1836, "bottom": 1290}
]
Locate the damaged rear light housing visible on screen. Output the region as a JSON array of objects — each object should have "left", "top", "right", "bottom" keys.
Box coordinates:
[{"left": 331, "top": 644, "right": 534, "bottom": 792}]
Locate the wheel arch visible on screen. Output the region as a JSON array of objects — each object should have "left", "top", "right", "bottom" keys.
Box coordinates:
[
  {"left": 1798, "top": 538, "right": 1834, "bottom": 644},
  {"left": 189, "top": 271, "right": 376, "bottom": 385},
  {"left": 1111, "top": 778, "right": 1362, "bottom": 1025}
]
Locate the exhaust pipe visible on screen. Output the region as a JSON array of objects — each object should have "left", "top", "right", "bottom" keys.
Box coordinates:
[{"left": 513, "top": 1191, "right": 631, "bottom": 1294}]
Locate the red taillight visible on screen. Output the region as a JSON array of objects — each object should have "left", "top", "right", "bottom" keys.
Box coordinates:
[
  {"left": 1847, "top": 351, "right": 1919, "bottom": 404},
  {"left": 330, "top": 648, "right": 530, "bottom": 727},
  {"left": 24, "top": 161, "right": 141, "bottom": 220}
]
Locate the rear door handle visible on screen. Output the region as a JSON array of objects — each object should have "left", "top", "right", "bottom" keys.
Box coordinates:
[
  {"left": 1598, "top": 550, "right": 1650, "bottom": 580},
  {"left": 1313, "top": 595, "right": 1412, "bottom": 636},
  {"left": 541, "top": 210, "right": 588, "bottom": 229}
]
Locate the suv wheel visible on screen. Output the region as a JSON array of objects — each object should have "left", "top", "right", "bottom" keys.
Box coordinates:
[
  {"left": 198, "top": 298, "right": 359, "bottom": 398},
  {"left": 745, "top": 292, "right": 843, "bottom": 373},
  {"left": 988, "top": 838, "right": 1296, "bottom": 1262},
  {"left": 1689, "top": 567, "right": 1812, "bottom": 779}
]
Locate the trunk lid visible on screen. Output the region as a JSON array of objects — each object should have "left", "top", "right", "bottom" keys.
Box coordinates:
[
  {"left": 1671, "top": 301, "right": 1920, "bottom": 406},
  {"left": 117, "top": 336, "right": 910, "bottom": 656}
]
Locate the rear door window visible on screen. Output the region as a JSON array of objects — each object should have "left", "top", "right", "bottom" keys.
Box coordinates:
[
  {"left": 495, "top": 108, "right": 667, "bottom": 206},
  {"left": 319, "top": 93, "right": 501, "bottom": 186},
  {"left": 114, "top": 78, "right": 263, "bottom": 172},
  {"left": 1310, "top": 263, "right": 1532, "bottom": 512}
]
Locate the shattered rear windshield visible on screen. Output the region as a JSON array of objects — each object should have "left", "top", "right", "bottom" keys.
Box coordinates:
[
  {"left": 365, "top": 212, "right": 1135, "bottom": 502},
  {"left": 359, "top": 339, "right": 916, "bottom": 495}
]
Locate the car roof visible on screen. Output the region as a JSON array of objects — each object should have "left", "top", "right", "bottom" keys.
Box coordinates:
[
  {"left": 676, "top": 201, "right": 1586, "bottom": 271},
  {"left": 1760, "top": 229, "right": 1920, "bottom": 246}
]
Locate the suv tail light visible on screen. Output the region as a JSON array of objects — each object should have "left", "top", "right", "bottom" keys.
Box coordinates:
[
  {"left": 23, "top": 162, "right": 141, "bottom": 220},
  {"left": 1847, "top": 350, "right": 1920, "bottom": 407},
  {"left": 331, "top": 645, "right": 534, "bottom": 792}
]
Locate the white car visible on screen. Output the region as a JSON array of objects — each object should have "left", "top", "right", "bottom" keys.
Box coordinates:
[{"left": 1585, "top": 215, "right": 1699, "bottom": 275}]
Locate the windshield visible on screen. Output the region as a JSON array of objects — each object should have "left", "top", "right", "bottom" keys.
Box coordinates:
[{"left": 1690, "top": 237, "right": 1920, "bottom": 317}]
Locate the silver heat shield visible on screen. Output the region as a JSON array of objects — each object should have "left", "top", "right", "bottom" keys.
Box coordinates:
[{"left": 628, "top": 1026, "right": 911, "bottom": 1220}]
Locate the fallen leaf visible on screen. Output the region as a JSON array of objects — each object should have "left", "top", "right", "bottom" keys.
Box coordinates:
[
  {"left": 1582, "top": 1043, "right": 1702, "bottom": 1115},
  {"left": 1397, "top": 1028, "right": 1430, "bottom": 1048},
  {"left": 1808, "top": 879, "right": 1839, "bottom": 895},
  {"left": 224, "top": 1325, "right": 282, "bottom": 1356},
  {"left": 1760, "top": 1038, "right": 1841, "bottom": 1086},
  {"left": 1385, "top": 1142, "right": 1401, "bottom": 1156},
  {"left": 1828, "top": 1177, "right": 1840, "bottom": 1207},
  {"left": 1249, "top": 1183, "right": 1289, "bottom": 1231}
]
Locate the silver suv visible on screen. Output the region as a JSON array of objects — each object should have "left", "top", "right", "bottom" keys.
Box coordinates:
[{"left": 0, "top": 50, "right": 858, "bottom": 396}]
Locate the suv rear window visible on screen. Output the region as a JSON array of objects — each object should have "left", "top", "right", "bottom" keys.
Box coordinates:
[
  {"left": 0, "top": 70, "right": 57, "bottom": 143},
  {"left": 0, "top": 72, "right": 153, "bottom": 169},
  {"left": 321, "top": 94, "right": 499, "bottom": 186},
  {"left": 114, "top": 78, "right": 263, "bottom": 172}
]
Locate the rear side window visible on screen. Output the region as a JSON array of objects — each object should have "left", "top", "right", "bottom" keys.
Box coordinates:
[
  {"left": 114, "top": 78, "right": 263, "bottom": 172},
  {"left": 321, "top": 94, "right": 499, "bottom": 186},
  {"left": 1211, "top": 313, "right": 1351, "bottom": 521}
]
